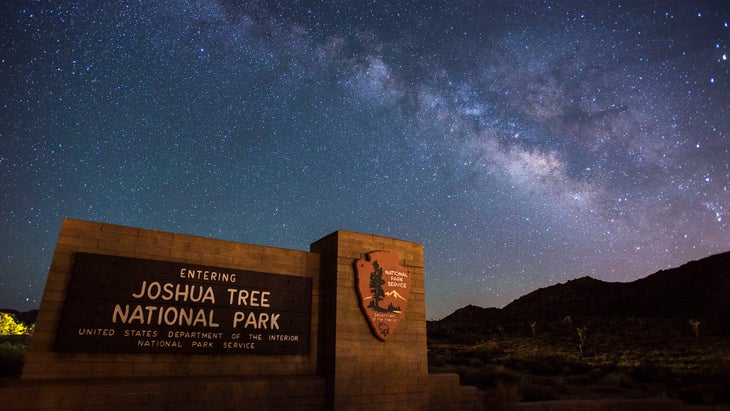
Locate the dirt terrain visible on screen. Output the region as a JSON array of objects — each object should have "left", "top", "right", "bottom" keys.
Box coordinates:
[{"left": 428, "top": 315, "right": 730, "bottom": 406}]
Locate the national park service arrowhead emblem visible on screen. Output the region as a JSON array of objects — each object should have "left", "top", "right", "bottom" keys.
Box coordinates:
[{"left": 354, "top": 251, "right": 411, "bottom": 341}]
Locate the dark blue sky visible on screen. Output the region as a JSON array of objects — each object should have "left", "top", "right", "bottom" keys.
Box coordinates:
[{"left": 1, "top": 1, "right": 728, "bottom": 319}]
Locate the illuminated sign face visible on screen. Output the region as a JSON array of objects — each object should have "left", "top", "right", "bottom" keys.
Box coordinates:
[
  {"left": 354, "top": 251, "right": 411, "bottom": 341},
  {"left": 55, "top": 253, "right": 312, "bottom": 354}
]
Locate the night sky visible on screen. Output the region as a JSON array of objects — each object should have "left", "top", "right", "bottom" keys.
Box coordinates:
[{"left": 1, "top": 1, "right": 728, "bottom": 320}]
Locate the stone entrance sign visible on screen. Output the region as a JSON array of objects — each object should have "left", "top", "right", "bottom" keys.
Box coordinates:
[{"left": 7, "top": 219, "right": 482, "bottom": 411}]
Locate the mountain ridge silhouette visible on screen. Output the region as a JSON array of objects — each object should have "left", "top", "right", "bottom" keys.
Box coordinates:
[{"left": 438, "top": 251, "right": 730, "bottom": 331}]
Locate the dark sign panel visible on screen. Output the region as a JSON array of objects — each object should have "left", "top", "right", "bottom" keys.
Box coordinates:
[{"left": 55, "top": 253, "right": 312, "bottom": 354}]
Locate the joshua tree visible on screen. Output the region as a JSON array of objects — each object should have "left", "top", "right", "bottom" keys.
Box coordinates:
[
  {"left": 689, "top": 319, "right": 701, "bottom": 339},
  {"left": 577, "top": 327, "right": 587, "bottom": 357},
  {"left": 563, "top": 315, "right": 573, "bottom": 335},
  {"left": 530, "top": 321, "right": 537, "bottom": 338}
]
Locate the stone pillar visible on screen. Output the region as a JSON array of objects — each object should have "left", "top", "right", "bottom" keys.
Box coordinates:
[{"left": 311, "top": 231, "right": 429, "bottom": 411}]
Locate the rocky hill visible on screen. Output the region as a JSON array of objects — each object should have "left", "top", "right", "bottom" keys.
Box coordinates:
[{"left": 436, "top": 251, "right": 730, "bottom": 335}]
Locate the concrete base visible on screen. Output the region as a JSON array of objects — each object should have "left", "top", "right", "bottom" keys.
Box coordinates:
[{"left": 1, "top": 375, "right": 326, "bottom": 411}]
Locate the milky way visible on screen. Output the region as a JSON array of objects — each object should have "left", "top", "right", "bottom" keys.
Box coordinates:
[{"left": 1, "top": 1, "right": 728, "bottom": 319}]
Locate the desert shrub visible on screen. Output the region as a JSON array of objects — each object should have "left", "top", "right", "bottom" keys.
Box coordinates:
[
  {"left": 494, "top": 382, "right": 522, "bottom": 403},
  {"left": 451, "top": 349, "right": 480, "bottom": 366},
  {"left": 670, "top": 383, "right": 713, "bottom": 405},
  {"left": 601, "top": 372, "right": 633, "bottom": 388},
  {"left": 0, "top": 313, "right": 28, "bottom": 335},
  {"left": 517, "top": 351, "right": 568, "bottom": 376},
  {"left": 565, "top": 374, "right": 594, "bottom": 386},
  {"left": 520, "top": 379, "right": 559, "bottom": 402},
  {"left": 588, "top": 367, "right": 611, "bottom": 381},
  {"left": 428, "top": 346, "right": 457, "bottom": 371},
  {"left": 464, "top": 341, "right": 503, "bottom": 362},
  {"left": 561, "top": 360, "right": 590, "bottom": 375},
  {"left": 716, "top": 383, "right": 730, "bottom": 405},
  {"left": 428, "top": 353, "right": 448, "bottom": 368},
  {"left": 676, "top": 357, "right": 730, "bottom": 405},
  {"left": 0, "top": 342, "right": 26, "bottom": 377},
  {"left": 629, "top": 360, "right": 666, "bottom": 383},
  {"left": 459, "top": 364, "right": 521, "bottom": 388},
  {"left": 459, "top": 367, "right": 492, "bottom": 387},
  {"left": 702, "top": 353, "right": 730, "bottom": 382}
]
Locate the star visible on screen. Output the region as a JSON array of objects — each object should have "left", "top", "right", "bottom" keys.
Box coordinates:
[{"left": 0, "top": 1, "right": 728, "bottom": 319}]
